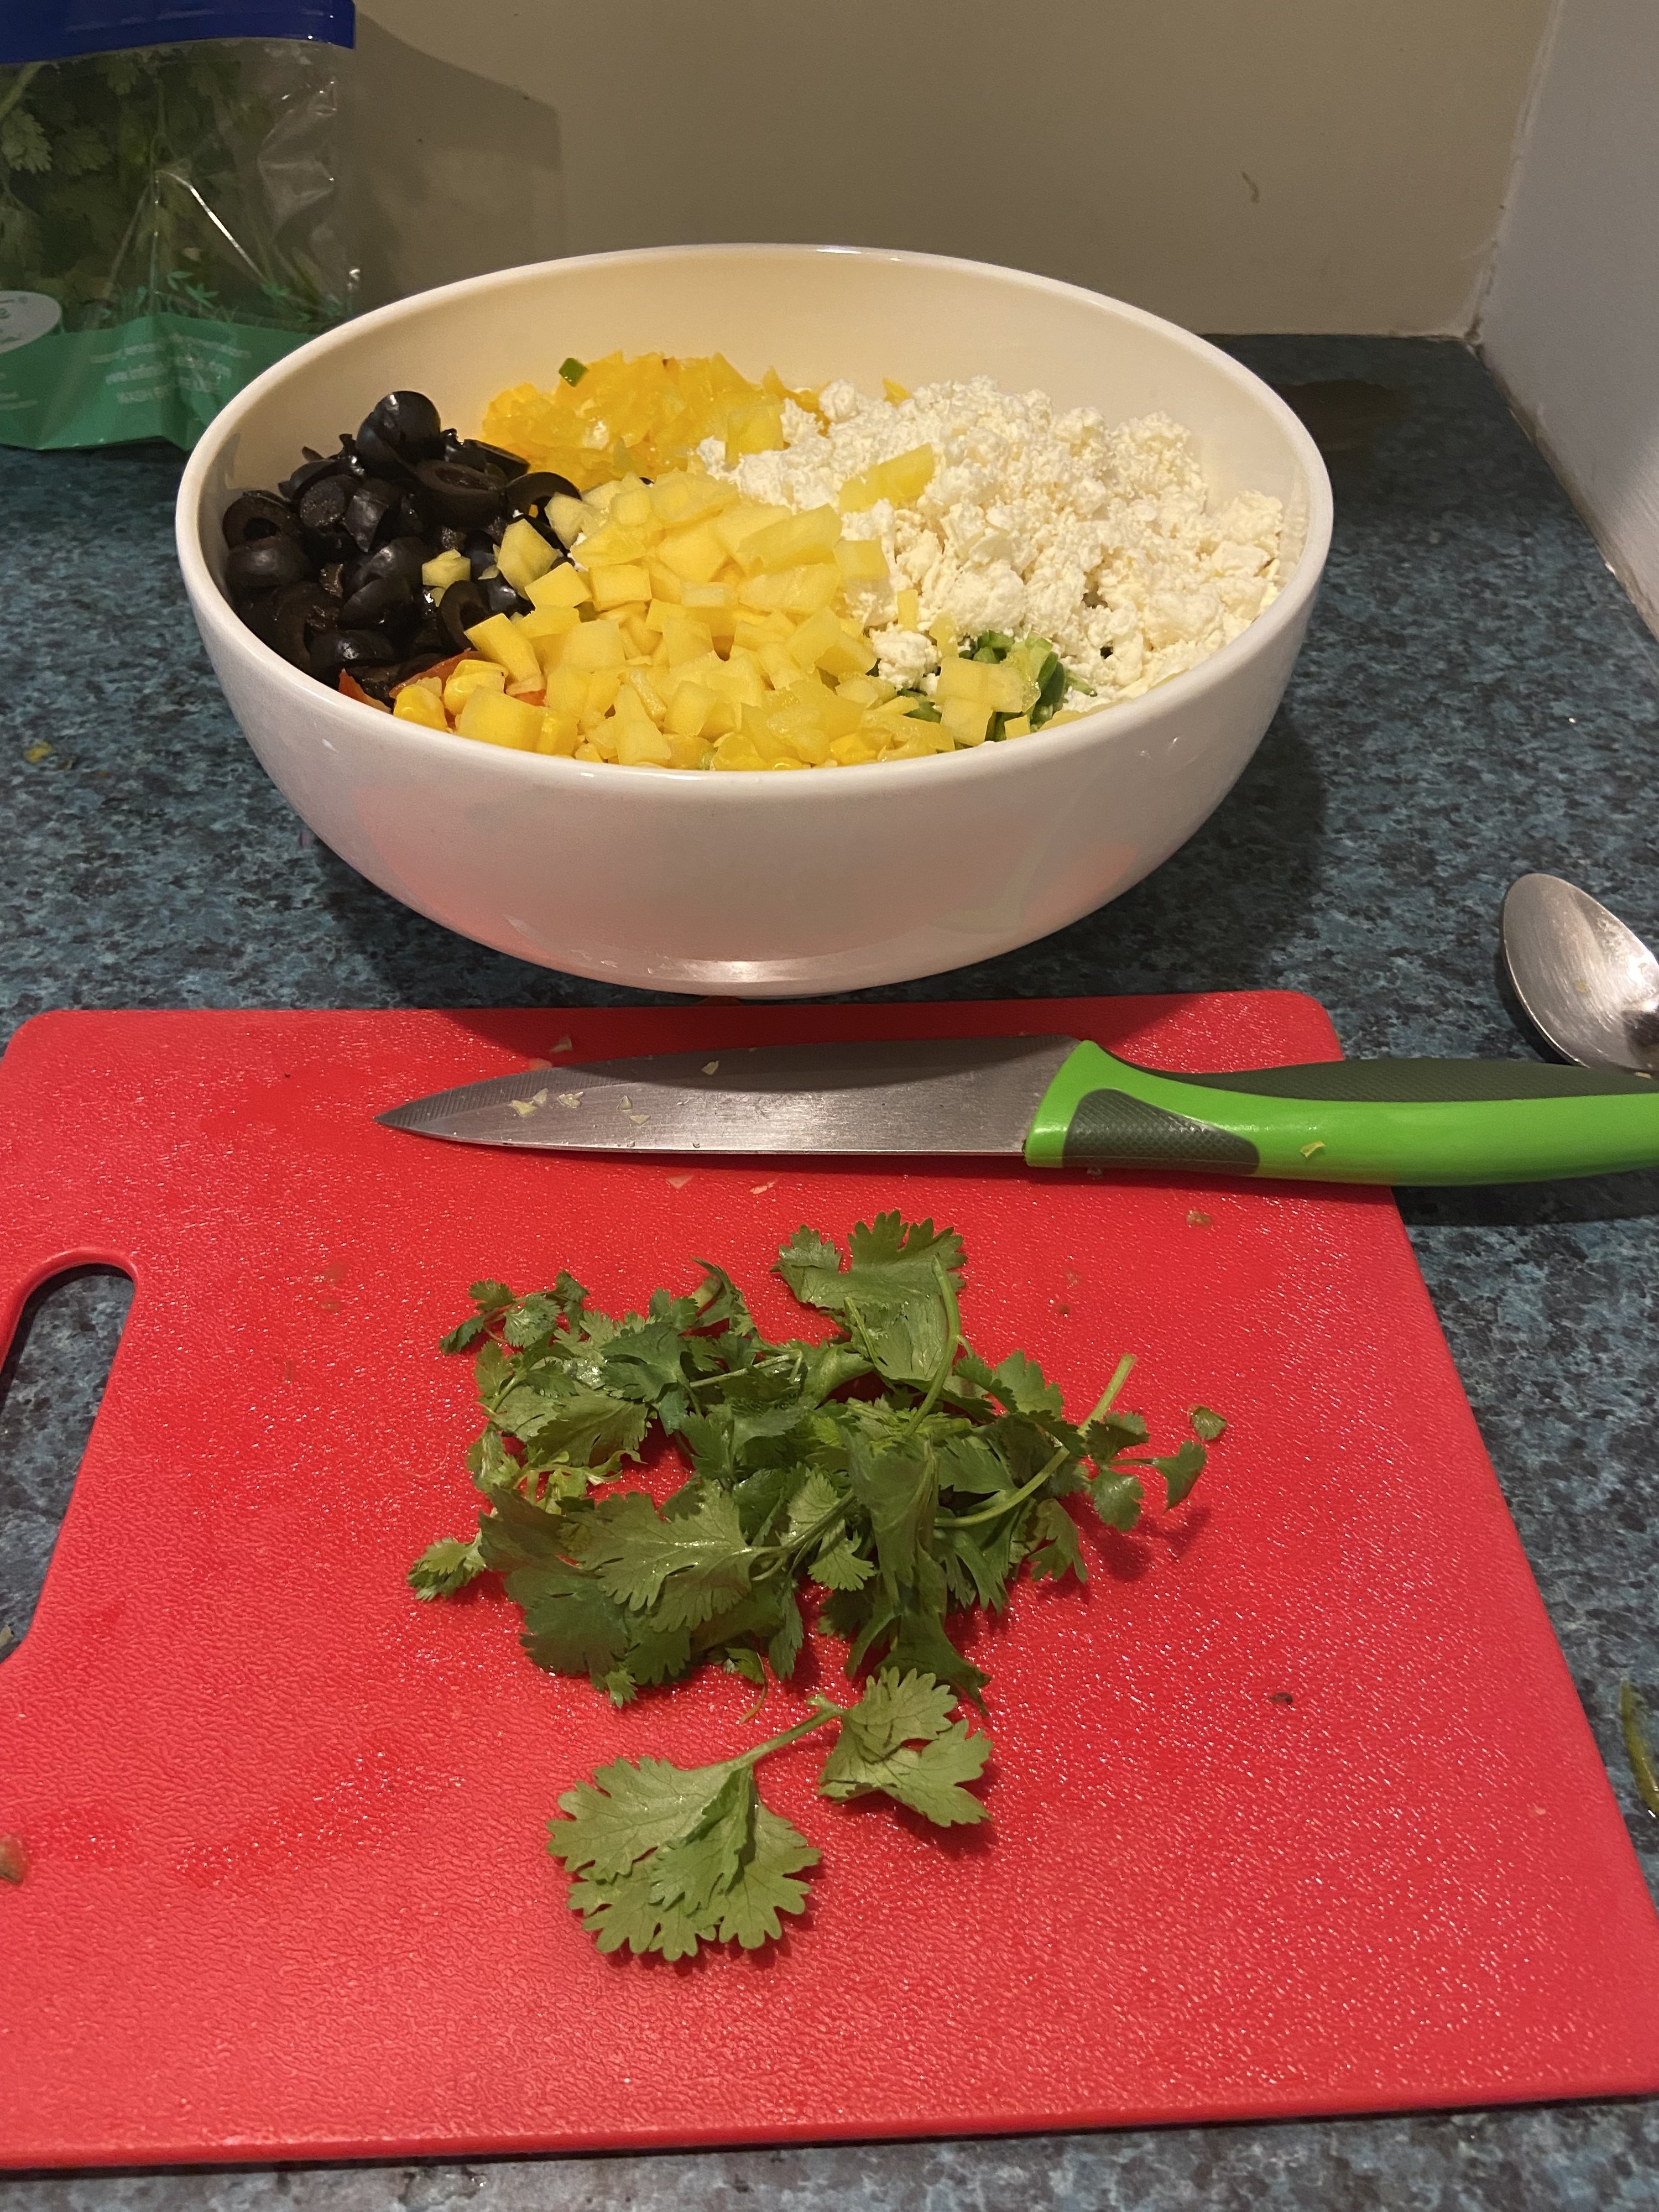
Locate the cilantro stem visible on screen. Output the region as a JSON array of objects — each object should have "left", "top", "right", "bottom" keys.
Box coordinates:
[
  {"left": 1087, "top": 1354, "right": 1136, "bottom": 1424},
  {"left": 904, "top": 1257, "right": 963, "bottom": 1437},
  {"left": 935, "top": 1437, "right": 1072, "bottom": 1530},
  {"left": 735, "top": 1698, "right": 847, "bottom": 1769}
]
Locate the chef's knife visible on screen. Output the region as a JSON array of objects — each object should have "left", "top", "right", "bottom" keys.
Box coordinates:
[{"left": 377, "top": 1034, "right": 1659, "bottom": 1185}]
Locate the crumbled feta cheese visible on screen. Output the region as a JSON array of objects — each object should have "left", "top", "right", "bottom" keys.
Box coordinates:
[{"left": 702, "top": 377, "right": 1282, "bottom": 702}]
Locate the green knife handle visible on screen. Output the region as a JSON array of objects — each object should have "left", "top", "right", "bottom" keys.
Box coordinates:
[{"left": 1024, "top": 1041, "right": 1659, "bottom": 1185}]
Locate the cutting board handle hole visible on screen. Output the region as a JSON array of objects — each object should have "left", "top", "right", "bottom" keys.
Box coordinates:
[{"left": 0, "top": 1265, "right": 134, "bottom": 1662}]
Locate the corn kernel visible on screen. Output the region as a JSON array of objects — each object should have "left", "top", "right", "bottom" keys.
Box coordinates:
[
  {"left": 393, "top": 681, "right": 450, "bottom": 731},
  {"left": 442, "top": 659, "right": 507, "bottom": 717}
]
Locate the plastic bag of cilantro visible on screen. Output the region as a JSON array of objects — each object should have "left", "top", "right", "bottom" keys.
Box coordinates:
[{"left": 0, "top": 1, "right": 356, "bottom": 451}]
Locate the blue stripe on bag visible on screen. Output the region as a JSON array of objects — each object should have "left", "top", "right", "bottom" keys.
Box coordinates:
[{"left": 1, "top": 1, "right": 354, "bottom": 67}]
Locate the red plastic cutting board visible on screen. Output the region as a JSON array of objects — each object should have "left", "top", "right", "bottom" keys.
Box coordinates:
[{"left": 2, "top": 994, "right": 1657, "bottom": 2169}]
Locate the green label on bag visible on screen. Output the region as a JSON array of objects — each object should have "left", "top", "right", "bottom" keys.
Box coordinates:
[{"left": 0, "top": 311, "right": 305, "bottom": 451}]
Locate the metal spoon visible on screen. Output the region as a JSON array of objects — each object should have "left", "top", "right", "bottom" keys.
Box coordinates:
[{"left": 1500, "top": 873, "right": 1659, "bottom": 1074}]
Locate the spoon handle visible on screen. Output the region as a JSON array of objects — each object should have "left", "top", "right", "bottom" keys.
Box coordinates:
[{"left": 1025, "top": 1045, "right": 1659, "bottom": 1185}]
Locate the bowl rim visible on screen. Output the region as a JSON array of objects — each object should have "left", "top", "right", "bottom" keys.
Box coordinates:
[{"left": 176, "top": 240, "right": 1333, "bottom": 800}]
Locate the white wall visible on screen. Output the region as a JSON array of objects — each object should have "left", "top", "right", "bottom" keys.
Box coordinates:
[
  {"left": 1480, "top": 0, "right": 1659, "bottom": 638},
  {"left": 350, "top": 0, "right": 1550, "bottom": 336}
]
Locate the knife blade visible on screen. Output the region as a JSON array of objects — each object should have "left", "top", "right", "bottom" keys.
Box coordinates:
[{"left": 377, "top": 1035, "right": 1659, "bottom": 1186}]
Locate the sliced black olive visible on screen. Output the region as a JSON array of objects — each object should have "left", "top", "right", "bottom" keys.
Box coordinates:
[
  {"left": 436, "top": 524, "right": 469, "bottom": 553},
  {"left": 226, "top": 535, "right": 314, "bottom": 594},
  {"left": 436, "top": 576, "right": 493, "bottom": 650},
  {"left": 393, "top": 488, "right": 430, "bottom": 539},
  {"left": 481, "top": 576, "right": 530, "bottom": 618},
  {"left": 344, "top": 535, "right": 427, "bottom": 594},
  {"left": 367, "top": 390, "right": 444, "bottom": 457},
  {"left": 441, "top": 432, "right": 529, "bottom": 480},
  {"left": 273, "top": 582, "right": 340, "bottom": 669},
  {"left": 464, "top": 529, "right": 502, "bottom": 577},
  {"left": 310, "top": 628, "right": 398, "bottom": 682},
  {"left": 503, "top": 471, "right": 581, "bottom": 545},
  {"left": 415, "top": 459, "right": 507, "bottom": 528},
  {"left": 234, "top": 591, "right": 282, "bottom": 648},
  {"left": 409, "top": 620, "right": 445, "bottom": 657},
  {"left": 297, "top": 473, "right": 349, "bottom": 534},
  {"left": 319, "top": 561, "right": 346, "bottom": 600},
  {"left": 343, "top": 477, "right": 400, "bottom": 552},
  {"left": 222, "top": 491, "right": 300, "bottom": 549},
  {"left": 279, "top": 452, "right": 343, "bottom": 503},
  {"left": 339, "top": 572, "right": 415, "bottom": 630},
  {"left": 353, "top": 418, "right": 416, "bottom": 484},
  {"left": 395, "top": 649, "right": 448, "bottom": 686}
]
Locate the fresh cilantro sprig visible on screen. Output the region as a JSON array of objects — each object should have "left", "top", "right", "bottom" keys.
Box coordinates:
[
  {"left": 413, "top": 1214, "right": 1221, "bottom": 1954},
  {"left": 549, "top": 1667, "right": 988, "bottom": 1959}
]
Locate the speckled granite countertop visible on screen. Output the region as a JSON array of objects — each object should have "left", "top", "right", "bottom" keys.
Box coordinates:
[{"left": 3, "top": 338, "right": 1658, "bottom": 2210}]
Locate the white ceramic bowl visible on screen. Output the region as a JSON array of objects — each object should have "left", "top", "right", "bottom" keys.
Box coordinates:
[{"left": 177, "top": 245, "right": 1331, "bottom": 997}]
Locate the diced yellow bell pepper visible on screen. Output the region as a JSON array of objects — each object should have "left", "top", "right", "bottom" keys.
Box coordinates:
[
  {"left": 724, "top": 397, "right": 785, "bottom": 461},
  {"left": 939, "top": 697, "right": 992, "bottom": 745},
  {"left": 836, "top": 672, "right": 896, "bottom": 707},
  {"left": 895, "top": 587, "right": 921, "bottom": 630}
]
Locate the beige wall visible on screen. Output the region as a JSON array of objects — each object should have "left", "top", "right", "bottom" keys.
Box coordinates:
[
  {"left": 349, "top": 0, "right": 1550, "bottom": 334},
  {"left": 1482, "top": 0, "right": 1659, "bottom": 639}
]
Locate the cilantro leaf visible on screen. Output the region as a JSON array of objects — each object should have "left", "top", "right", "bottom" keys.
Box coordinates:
[
  {"left": 1152, "top": 1439, "right": 1206, "bottom": 1508},
  {"left": 550, "top": 1747, "right": 819, "bottom": 1958},
  {"left": 408, "top": 1535, "right": 486, "bottom": 1598},
  {"left": 567, "top": 1490, "right": 753, "bottom": 1628},
  {"left": 818, "top": 1670, "right": 990, "bottom": 1827},
  {"left": 776, "top": 1213, "right": 965, "bottom": 1386},
  {"left": 1024, "top": 1497, "right": 1087, "bottom": 1584},
  {"left": 1088, "top": 1470, "right": 1145, "bottom": 1532},
  {"left": 418, "top": 1220, "right": 1228, "bottom": 1955},
  {"left": 810, "top": 1541, "right": 874, "bottom": 1592}
]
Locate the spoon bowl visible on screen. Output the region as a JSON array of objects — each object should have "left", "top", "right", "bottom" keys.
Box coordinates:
[{"left": 1500, "top": 873, "right": 1659, "bottom": 1074}]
